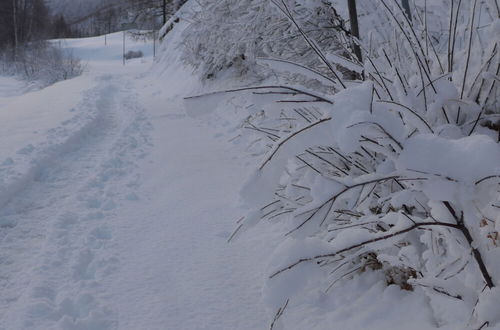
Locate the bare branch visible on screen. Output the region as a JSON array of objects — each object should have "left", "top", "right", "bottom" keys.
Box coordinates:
[
  {"left": 271, "top": 222, "right": 461, "bottom": 278},
  {"left": 259, "top": 118, "right": 332, "bottom": 170}
]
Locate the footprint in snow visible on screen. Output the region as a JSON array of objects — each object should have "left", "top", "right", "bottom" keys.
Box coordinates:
[
  {"left": 56, "top": 294, "right": 116, "bottom": 330},
  {"left": 72, "top": 249, "right": 95, "bottom": 281}
]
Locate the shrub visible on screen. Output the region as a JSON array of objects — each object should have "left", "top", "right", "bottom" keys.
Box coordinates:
[
  {"left": 0, "top": 41, "right": 84, "bottom": 86},
  {"left": 124, "top": 50, "right": 144, "bottom": 60},
  {"left": 188, "top": 0, "right": 500, "bottom": 328},
  {"left": 181, "top": 0, "right": 349, "bottom": 80}
]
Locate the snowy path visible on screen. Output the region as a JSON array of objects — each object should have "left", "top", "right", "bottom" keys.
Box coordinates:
[
  {"left": 0, "top": 73, "right": 152, "bottom": 329},
  {"left": 99, "top": 75, "right": 277, "bottom": 329},
  {"left": 0, "top": 33, "right": 275, "bottom": 329}
]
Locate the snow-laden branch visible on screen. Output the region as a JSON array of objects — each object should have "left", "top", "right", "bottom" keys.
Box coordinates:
[{"left": 270, "top": 221, "right": 462, "bottom": 279}]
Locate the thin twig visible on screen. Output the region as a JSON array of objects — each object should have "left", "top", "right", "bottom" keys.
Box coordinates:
[
  {"left": 185, "top": 85, "right": 333, "bottom": 104},
  {"left": 377, "top": 100, "right": 434, "bottom": 133},
  {"left": 259, "top": 118, "right": 332, "bottom": 170}
]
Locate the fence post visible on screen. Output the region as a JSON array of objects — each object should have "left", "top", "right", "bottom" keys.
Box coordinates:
[{"left": 122, "top": 31, "right": 125, "bottom": 66}]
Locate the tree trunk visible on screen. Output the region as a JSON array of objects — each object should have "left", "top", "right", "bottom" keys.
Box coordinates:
[
  {"left": 21, "top": 0, "right": 29, "bottom": 41},
  {"left": 401, "top": 0, "right": 412, "bottom": 21},
  {"left": 162, "top": 0, "right": 167, "bottom": 25},
  {"left": 347, "top": 0, "right": 362, "bottom": 63},
  {"left": 12, "top": 0, "right": 18, "bottom": 58}
]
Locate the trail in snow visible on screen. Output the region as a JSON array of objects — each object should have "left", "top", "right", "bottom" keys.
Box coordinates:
[
  {"left": 1, "top": 73, "right": 152, "bottom": 329},
  {"left": 100, "top": 74, "right": 278, "bottom": 329},
  {"left": 0, "top": 30, "right": 276, "bottom": 329}
]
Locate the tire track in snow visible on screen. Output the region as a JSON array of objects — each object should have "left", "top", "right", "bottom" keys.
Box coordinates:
[{"left": 0, "top": 74, "right": 152, "bottom": 330}]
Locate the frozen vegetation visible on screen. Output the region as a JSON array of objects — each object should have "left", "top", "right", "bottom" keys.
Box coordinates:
[{"left": 0, "top": 0, "right": 499, "bottom": 329}]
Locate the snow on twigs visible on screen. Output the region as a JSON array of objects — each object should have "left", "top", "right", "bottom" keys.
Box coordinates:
[{"left": 182, "top": 0, "right": 500, "bottom": 328}]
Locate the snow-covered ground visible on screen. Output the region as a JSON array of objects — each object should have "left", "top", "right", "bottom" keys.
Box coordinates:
[
  {"left": 58, "top": 31, "right": 156, "bottom": 69},
  {"left": 0, "top": 26, "right": 438, "bottom": 330},
  {"left": 0, "top": 76, "right": 32, "bottom": 108},
  {"left": 0, "top": 28, "right": 277, "bottom": 329},
  {"left": 2, "top": 3, "right": 498, "bottom": 329}
]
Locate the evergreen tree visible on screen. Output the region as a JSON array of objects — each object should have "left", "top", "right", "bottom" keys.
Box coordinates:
[{"left": 53, "top": 15, "right": 71, "bottom": 38}]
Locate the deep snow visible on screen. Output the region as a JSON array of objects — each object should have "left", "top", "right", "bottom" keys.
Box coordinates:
[
  {"left": 0, "top": 76, "right": 31, "bottom": 108},
  {"left": 0, "top": 30, "right": 277, "bottom": 329},
  {"left": 1, "top": 7, "right": 498, "bottom": 330}
]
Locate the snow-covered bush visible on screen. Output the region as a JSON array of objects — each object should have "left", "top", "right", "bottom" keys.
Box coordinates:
[
  {"left": 0, "top": 41, "right": 84, "bottom": 86},
  {"left": 181, "top": 0, "right": 351, "bottom": 81},
  {"left": 190, "top": 0, "right": 500, "bottom": 328},
  {"left": 124, "top": 50, "right": 144, "bottom": 60}
]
